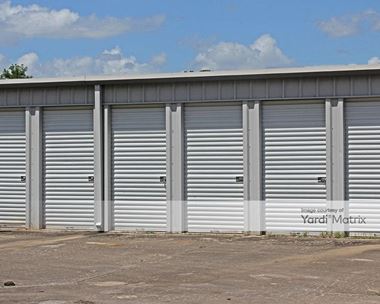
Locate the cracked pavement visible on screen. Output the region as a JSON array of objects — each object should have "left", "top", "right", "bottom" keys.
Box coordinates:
[{"left": 0, "top": 230, "right": 379, "bottom": 303}]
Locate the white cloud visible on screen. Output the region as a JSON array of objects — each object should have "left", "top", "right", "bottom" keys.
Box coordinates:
[
  {"left": 3, "top": 47, "right": 167, "bottom": 77},
  {"left": 194, "top": 34, "right": 292, "bottom": 70},
  {"left": 317, "top": 17, "right": 360, "bottom": 37},
  {"left": 317, "top": 10, "right": 380, "bottom": 37},
  {"left": 0, "top": 1, "right": 165, "bottom": 42},
  {"left": 151, "top": 53, "right": 167, "bottom": 65},
  {"left": 17, "top": 52, "right": 39, "bottom": 68},
  {"left": 95, "top": 47, "right": 157, "bottom": 75},
  {"left": 368, "top": 56, "right": 380, "bottom": 64}
]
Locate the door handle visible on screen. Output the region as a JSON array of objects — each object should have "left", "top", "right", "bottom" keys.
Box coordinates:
[
  {"left": 88, "top": 176, "right": 94, "bottom": 182},
  {"left": 235, "top": 176, "right": 243, "bottom": 183},
  {"left": 317, "top": 177, "right": 326, "bottom": 184},
  {"left": 159, "top": 176, "right": 166, "bottom": 189},
  {"left": 20, "top": 176, "right": 26, "bottom": 182}
]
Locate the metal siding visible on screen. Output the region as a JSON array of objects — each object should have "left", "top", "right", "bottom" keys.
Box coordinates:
[
  {"left": 100, "top": 75, "right": 380, "bottom": 106},
  {"left": 262, "top": 101, "right": 327, "bottom": 231},
  {"left": 345, "top": 101, "right": 380, "bottom": 231},
  {"left": 6, "top": 68, "right": 380, "bottom": 107},
  {"left": 112, "top": 107, "right": 167, "bottom": 230},
  {"left": 0, "top": 111, "right": 26, "bottom": 226},
  {"left": 0, "top": 86, "right": 94, "bottom": 108},
  {"left": 43, "top": 109, "right": 95, "bottom": 228},
  {"left": 185, "top": 104, "right": 244, "bottom": 232}
]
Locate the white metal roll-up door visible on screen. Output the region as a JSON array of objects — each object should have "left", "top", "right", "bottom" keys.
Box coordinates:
[
  {"left": 0, "top": 111, "right": 26, "bottom": 226},
  {"left": 112, "top": 107, "right": 167, "bottom": 231},
  {"left": 346, "top": 101, "right": 380, "bottom": 232},
  {"left": 43, "top": 108, "right": 94, "bottom": 229},
  {"left": 262, "top": 101, "right": 327, "bottom": 232},
  {"left": 185, "top": 104, "right": 244, "bottom": 232}
]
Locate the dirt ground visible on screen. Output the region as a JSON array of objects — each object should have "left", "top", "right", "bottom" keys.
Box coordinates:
[{"left": 0, "top": 230, "right": 379, "bottom": 304}]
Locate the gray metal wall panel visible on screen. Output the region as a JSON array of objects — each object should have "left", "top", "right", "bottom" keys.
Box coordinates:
[
  {"left": 345, "top": 101, "right": 380, "bottom": 231},
  {"left": 0, "top": 86, "right": 94, "bottom": 108},
  {"left": 112, "top": 106, "right": 167, "bottom": 231},
  {"left": 102, "top": 76, "right": 380, "bottom": 105},
  {"left": 336, "top": 77, "right": 350, "bottom": 96},
  {"left": 236, "top": 80, "right": 250, "bottom": 99},
  {"left": 352, "top": 77, "right": 369, "bottom": 96},
  {"left": 159, "top": 84, "right": 173, "bottom": 101},
  {"left": 174, "top": 83, "right": 188, "bottom": 101},
  {"left": 205, "top": 82, "right": 219, "bottom": 100},
  {"left": 43, "top": 108, "right": 95, "bottom": 228},
  {"left": 0, "top": 110, "right": 26, "bottom": 226},
  {"left": 220, "top": 81, "right": 235, "bottom": 100},
  {"left": 371, "top": 77, "right": 380, "bottom": 95},
  {"left": 184, "top": 103, "right": 244, "bottom": 232},
  {"left": 189, "top": 83, "right": 203, "bottom": 101},
  {"left": 268, "top": 80, "right": 283, "bottom": 98},
  {"left": 301, "top": 79, "right": 317, "bottom": 97},
  {"left": 252, "top": 80, "right": 266, "bottom": 99},
  {"left": 3, "top": 74, "right": 380, "bottom": 107},
  {"left": 284, "top": 79, "right": 299, "bottom": 98},
  {"left": 144, "top": 84, "right": 157, "bottom": 102},
  {"left": 262, "top": 101, "right": 327, "bottom": 232}
]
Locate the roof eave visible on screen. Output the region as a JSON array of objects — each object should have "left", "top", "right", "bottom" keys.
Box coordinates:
[{"left": 1, "top": 64, "right": 380, "bottom": 87}]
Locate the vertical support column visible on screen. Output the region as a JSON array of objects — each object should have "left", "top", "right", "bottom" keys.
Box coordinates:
[
  {"left": 243, "top": 101, "right": 263, "bottom": 233},
  {"left": 166, "top": 103, "right": 185, "bottom": 232},
  {"left": 25, "top": 107, "right": 43, "bottom": 229},
  {"left": 25, "top": 108, "right": 31, "bottom": 228},
  {"left": 326, "top": 98, "right": 346, "bottom": 232},
  {"left": 94, "top": 85, "right": 104, "bottom": 231},
  {"left": 103, "top": 105, "right": 113, "bottom": 231}
]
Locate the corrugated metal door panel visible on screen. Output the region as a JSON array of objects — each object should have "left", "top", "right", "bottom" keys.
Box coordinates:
[
  {"left": 262, "top": 101, "right": 327, "bottom": 232},
  {"left": 43, "top": 109, "right": 94, "bottom": 229},
  {"left": 346, "top": 101, "right": 380, "bottom": 232},
  {"left": 112, "top": 107, "right": 167, "bottom": 231},
  {"left": 185, "top": 104, "right": 244, "bottom": 232},
  {"left": 0, "top": 111, "right": 26, "bottom": 226}
]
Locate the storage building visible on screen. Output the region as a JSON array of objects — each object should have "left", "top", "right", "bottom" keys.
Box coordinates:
[{"left": 0, "top": 64, "right": 379, "bottom": 233}]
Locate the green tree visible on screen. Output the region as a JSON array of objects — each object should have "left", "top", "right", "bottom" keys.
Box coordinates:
[{"left": 0, "top": 64, "right": 32, "bottom": 79}]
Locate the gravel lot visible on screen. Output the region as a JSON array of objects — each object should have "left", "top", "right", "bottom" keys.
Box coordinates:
[{"left": 0, "top": 230, "right": 379, "bottom": 304}]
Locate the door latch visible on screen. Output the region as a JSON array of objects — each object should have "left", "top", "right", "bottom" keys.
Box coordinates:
[
  {"left": 159, "top": 176, "right": 166, "bottom": 184},
  {"left": 317, "top": 177, "right": 326, "bottom": 184},
  {"left": 235, "top": 176, "right": 244, "bottom": 183},
  {"left": 20, "top": 176, "right": 26, "bottom": 182},
  {"left": 88, "top": 176, "right": 94, "bottom": 182}
]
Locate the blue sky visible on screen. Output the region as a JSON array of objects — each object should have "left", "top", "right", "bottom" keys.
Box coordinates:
[{"left": 1, "top": 0, "right": 380, "bottom": 77}]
